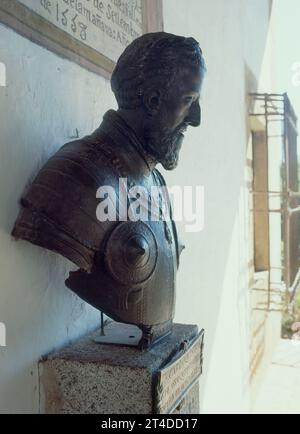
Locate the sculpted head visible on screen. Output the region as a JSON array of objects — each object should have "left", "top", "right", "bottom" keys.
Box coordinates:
[{"left": 111, "top": 32, "right": 206, "bottom": 170}]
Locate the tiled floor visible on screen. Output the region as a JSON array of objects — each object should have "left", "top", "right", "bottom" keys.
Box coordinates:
[{"left": 252, "top": 339, "right": 300, "bottom": 414}]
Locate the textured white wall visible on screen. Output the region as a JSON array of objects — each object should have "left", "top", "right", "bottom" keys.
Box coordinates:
[
  {"left": 162, "top": 0, "right": 273, "bottom": 414},
  {"left": 0, "top": 24, "right": 117, "bottom": 413},
  {"left": 0, "top": 0, "right": 273, "bottom": 414}
]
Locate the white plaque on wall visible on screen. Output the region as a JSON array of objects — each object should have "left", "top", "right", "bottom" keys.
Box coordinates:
[{"left": 0, "top": 0, "right": 163, "bottom": 77}]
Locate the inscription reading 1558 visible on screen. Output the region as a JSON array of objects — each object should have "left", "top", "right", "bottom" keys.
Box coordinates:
[{"left": 18, "top": 0, "right": 144, "bottom": 62}]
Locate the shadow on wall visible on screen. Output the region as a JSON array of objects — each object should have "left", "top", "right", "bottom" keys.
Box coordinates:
[{"left": 0, "top": 24, "right": 114, "bottom": 413}]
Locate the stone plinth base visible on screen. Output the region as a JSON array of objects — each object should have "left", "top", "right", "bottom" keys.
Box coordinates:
[{"left": 39, "top": 323, "right": 204, "bottom": 414}]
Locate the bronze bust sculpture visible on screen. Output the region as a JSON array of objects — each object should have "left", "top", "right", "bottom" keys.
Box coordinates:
[{"left": 12, "top": 32, "right": 206, "bottom": 349}]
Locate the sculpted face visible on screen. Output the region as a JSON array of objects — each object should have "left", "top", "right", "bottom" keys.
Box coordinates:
[{"left": 144, "top": 66, "right": 204, "bottom": 170}]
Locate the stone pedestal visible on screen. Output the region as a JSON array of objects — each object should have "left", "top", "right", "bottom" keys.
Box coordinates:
[{"left": 39, "top": 323, "right": 204, "bottom": 414}]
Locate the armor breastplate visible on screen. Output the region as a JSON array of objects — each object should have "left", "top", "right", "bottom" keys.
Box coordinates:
[{"left": 12, "top": 110, "right": 182, "bottom": 348}]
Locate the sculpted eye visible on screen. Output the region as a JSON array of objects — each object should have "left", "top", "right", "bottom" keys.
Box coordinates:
[{"left": 183, "top": 96, "right": 194, "bottom": 104}]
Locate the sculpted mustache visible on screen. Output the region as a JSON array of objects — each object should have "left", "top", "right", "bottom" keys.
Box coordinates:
[
  {"left": 174, "top": 123, "right": 189, "bottom": 135},
  {"left": 160, "top": 123, "right": 188, "bottom": 138}
]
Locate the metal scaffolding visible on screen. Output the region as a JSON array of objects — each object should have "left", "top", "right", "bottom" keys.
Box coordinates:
[{"left": 249, "top": 93, "right": 300, "bottom": 312}]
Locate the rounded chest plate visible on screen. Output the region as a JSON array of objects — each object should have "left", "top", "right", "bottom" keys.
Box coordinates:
[{"left": 105, "top": 221, "right": 158, "bottom": 285}]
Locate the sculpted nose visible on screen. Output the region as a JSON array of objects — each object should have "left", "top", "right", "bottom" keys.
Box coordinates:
[{"left": 187, "top": 101, "right": 201, "bottom": 127}]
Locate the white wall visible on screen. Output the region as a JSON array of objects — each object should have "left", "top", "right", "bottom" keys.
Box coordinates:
[
  {"left": 0, "top": 0, "right": 273, "bottom": 414},
  {"left": 0, "top": 24, "right": 117, "bottom": 413},
  {"left": 163, "top": 0, "right": 273, "bottom": 413}
]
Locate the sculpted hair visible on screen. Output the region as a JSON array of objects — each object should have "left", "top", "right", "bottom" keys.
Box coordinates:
[{"left": 111, "top": 32, "right": 206, "bottom": 109}]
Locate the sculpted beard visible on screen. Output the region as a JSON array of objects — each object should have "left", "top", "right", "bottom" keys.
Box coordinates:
[{"left": 144, "top": 120, "right": 186, "bottom": 171}]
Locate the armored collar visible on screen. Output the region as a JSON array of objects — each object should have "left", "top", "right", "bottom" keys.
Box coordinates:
[{"left": 97, "top": 110, "right": 157, "bottom": 177}]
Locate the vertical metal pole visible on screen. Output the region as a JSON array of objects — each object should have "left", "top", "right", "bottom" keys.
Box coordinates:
[
  {"left": 283, "top": 94, "right": 291, "bottom": 298},
  {"left": 265, "top": 94, "right": 271, "bottom": 310}
]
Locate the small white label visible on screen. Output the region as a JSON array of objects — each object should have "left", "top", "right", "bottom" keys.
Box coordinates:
[{"left": 0, "top": 62, "right": 6, "bottom": 87}]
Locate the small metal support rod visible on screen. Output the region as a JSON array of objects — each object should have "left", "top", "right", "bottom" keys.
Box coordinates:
[{"left": 100, "top": 311, "right": 105, "bottom": 336}]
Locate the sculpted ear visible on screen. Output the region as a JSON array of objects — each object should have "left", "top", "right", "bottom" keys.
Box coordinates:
[{"left": 143, "top": 90, "right": 162, "bottom": 115}]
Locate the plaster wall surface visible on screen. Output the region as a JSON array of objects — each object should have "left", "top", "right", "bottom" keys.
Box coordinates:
[{"left": 163, "top": 0, "right": 274, "bottom": 414}]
